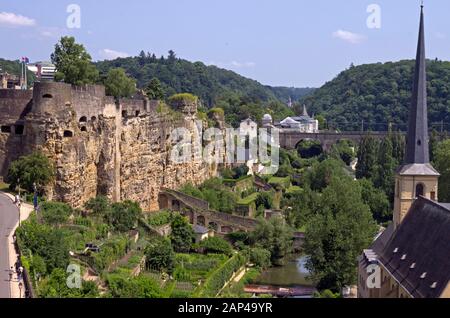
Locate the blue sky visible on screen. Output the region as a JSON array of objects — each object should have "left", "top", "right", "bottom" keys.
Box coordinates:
[{"left": 1, "top": 0, "right": 450, "bottom": 87}]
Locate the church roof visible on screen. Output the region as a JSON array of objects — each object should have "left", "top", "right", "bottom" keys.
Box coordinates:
[
  {"left": 376, "top": 197, "right": 450, "bottom": 298},
  {"left": 396, "top": 163, "right": 440, "bottom": 176}
]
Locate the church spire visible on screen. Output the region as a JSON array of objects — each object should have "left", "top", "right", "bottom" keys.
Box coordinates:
[
  {"left": 302, "top": 105, "right": 309, "bottom": 117},
  {"left": 405, "top": 5, "right": 429, "bottom": 164}
]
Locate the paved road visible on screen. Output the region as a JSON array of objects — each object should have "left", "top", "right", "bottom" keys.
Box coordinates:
[{"left": 0, "top": 193, "right": 18, "bottom": 298}]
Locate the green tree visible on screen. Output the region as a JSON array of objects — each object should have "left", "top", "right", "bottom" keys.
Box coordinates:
[
  {"left": 433, "top": 139, "right": 450, "bottom": 202},
  {"left": 251, "top": 217, "right": 293, "bottom": 266},
  {"left": 358, "top": 178, "right": 391, "bottom": 223},
  {"left": 84, "top": 196, "right": 111, "bottom": 216},
  {"left": 145, "top": 238, "right": 175, "bottom": 274},
  {"left": 356, "top": 135, "right": 378, "bottom": 180},
  {"left": 6, "top": 151, "right": 54, "bottom": 193},
  {"left": 104, "top": 68, "right": 136, "bottom": 98},
  {"left": 51, "top": 36, "right": 99, "bottom": 85},
  {"left": 145, "top": 77, "right": 165, "bottom": 100},
  {"left": 200, "top": 237, "right": 233, "bottom": 256},
  {"left": 255, "top": 192, "right": 274, "bottom": 210},
  {"left": 303, "top": 177, "right": 377, "bottom": 292},
  {"left": 374, "top": 137, "right": 396, "bottom": 200},
  {"left": 248, "top": 247, "right": 272, "bottom": 269},
  {"left": 170, "top": 214, "right": 194, "bottom": 253},
  {"left": 109, "top": 201, "right": 142, "bottom": 232}
]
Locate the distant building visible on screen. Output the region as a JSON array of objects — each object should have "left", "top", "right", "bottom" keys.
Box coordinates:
[
  {"left": 27, "top": 61, "right": 56, "bottom": 81},
  {"left": 193, "top": 225, "right": 214, "bottom": 244},
  {"left": 268, "top": 105, "right": 319, "bottom": 133},
  {"left": 357, "top": 6, "right": 450, "bottom": 299},
  {"left": 0, "top": 71, "right": 21, "bottom": 89}
]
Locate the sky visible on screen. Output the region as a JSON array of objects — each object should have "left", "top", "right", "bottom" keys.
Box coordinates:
[{"left": 1, "top": 0, "right": 450, "bottom": 88}]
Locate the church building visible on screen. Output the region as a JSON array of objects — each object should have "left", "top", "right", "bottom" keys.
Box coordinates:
[{"left": 357, "top": 5, "right": 450, "bottom": 298}]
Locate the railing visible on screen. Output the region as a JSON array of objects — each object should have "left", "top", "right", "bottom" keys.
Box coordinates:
[{"left": 13, "top": 239, "right": 35, "bottom": 298}]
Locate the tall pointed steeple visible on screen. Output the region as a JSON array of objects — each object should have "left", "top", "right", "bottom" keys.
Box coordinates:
[
  {"left": 405, "top": 5, "right": 429, "bottom": 164},
  {"left": 302, "top": 105, "right": 309, "bottom": 117},
  {"left": 393, "top": 4, "right": 440, "bottom": 228}
]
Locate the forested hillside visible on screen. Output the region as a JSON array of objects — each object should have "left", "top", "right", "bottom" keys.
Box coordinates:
[
  {"left": 95, "top": 51, "right": 313, "bottom": 107},
  {"left": 301, "top": 60, "right": 450, "bottom": 131}
]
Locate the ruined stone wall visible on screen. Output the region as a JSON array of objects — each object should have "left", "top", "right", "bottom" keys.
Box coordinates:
[
  {"left": 0, "top": 82, "right": 217, "bottom": 210},
  {"left": 0, "top": 89, "right": 33, "bottom": 175}
]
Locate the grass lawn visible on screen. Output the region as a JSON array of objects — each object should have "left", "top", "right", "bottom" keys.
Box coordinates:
[
  {"left": 286, "top": 186, "right": 303, "bottom": 194},
  {"left": 268, "top": 176, "right": 291, "bottom": 189},
  {"left": 237, "top": 192, "right": 259, "bottom": 205}
]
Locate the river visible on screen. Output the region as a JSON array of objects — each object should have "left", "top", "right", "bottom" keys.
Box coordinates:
[{"left": 253, "top": 255, "right": 314, "bottom": 287}]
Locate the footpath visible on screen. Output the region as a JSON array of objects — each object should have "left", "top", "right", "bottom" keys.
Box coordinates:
[{"left": 1, "top": 192, "right": 34, "bottom": 298}]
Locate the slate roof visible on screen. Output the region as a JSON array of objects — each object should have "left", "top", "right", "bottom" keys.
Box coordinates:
[
  {"left": 396, "top": 163, "right": 440, "bottom": 176},
  {"left": 376, "top": 197, "right": 450, "bottom": 298},
  {"left": 193, "top": 225, "right": 209, "bottom": 234}
]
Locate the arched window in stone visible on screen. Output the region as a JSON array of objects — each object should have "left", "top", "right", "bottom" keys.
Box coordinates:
[
  {"left": 80, "top": 126, "right": 87, "bottom": 132},
  {"left": 91, "top": 116, "right": 97, "bottom": 122},
  {"left": 79, "top": 116, "right": 87, "bottom": 123},
  {"left": 63, "top": 130, "right": 74, "bottom": 138},
  {"left": 416, "top": 183, "right": 425, "bottom": 197}
]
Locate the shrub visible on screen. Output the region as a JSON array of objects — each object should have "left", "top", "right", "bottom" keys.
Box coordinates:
[
  {"left": 145, "top": 238, "right": 175, "bottom": 274},
  {"left": 248, "top": 247, "right": 272, "bottom": 269},
  {"left": 200, "top": 237, "right": 233, "bottom": 256},
  {"left": 40, "top": 202, "right": 72, "bottom": 225}
]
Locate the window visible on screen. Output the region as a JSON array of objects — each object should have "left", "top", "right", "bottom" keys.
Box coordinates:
[
  {"left": 416, "top": 183, "right": 424, "bottom": 197},
  {"left": 63, "top": 130, "right": 73, "bottom": 138},
  {"left": 91, "top": 116, "right": 97, "bottom": 122},
  {"left": 42, "top": 94, "right": 53, "bottom": 99},
  {"left": 1, "top": 126, "right": 11, "bottom": 133},
  {"left": 15, "top": 125, "right": 24, "bottom": 135},
  {"left": 80, "top": 126, "right": 87, "bottom": 132},
  {"left": 431, "top": 191, "right": 436, "bottom": 201},
  {"left": 122, "top": 110, "right": 127, "bottom": 118},
  {"left": 79, "top": 116, "right": 87, "bottom": 123},
  {"left": 135, "top": 110, "right": 140, "bottom": 117}
]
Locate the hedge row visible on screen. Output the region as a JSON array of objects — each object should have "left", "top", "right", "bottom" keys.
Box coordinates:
[{"left": 195, "top": 253, "right": 247, "bottom": 298}]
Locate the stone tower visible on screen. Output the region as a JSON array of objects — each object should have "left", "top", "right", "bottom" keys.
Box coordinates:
[{"left": 393, "top": 5, "right": 440, "bottom": 227}]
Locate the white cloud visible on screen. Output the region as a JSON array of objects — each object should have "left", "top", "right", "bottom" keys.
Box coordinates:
[
  {"left": 0, "top": 12, "right": 36, "bottom": 27},
  {"left": 208, "top": 61, "right": 256, "bottom": 69},
  {"left": 231, "top": 61, "right": 256, "bottom": 68},
  {"left": 332, "top": 29, "right": 366, "bottom": 44},
  {"left": 99, "top": 49, "right": 130, "bottom": 60},
  {"left": 39, "top": 27, "right": 66, "bottom": 38}
]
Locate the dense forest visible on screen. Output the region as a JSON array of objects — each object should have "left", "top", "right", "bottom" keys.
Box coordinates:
[
  {"left": 95, "top": 51, "right": 314, "bottom": 107},
  {"left": 300, "top": 60, "right": 450, "bottom": 131}
]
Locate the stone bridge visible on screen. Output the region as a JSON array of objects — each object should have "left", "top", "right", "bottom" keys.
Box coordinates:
[
  {"left": 279, "top": 130, "right": 400, "bottom": 151},
  {"left": 158, "top": 188, "right": 258, "bottom": 234}
]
